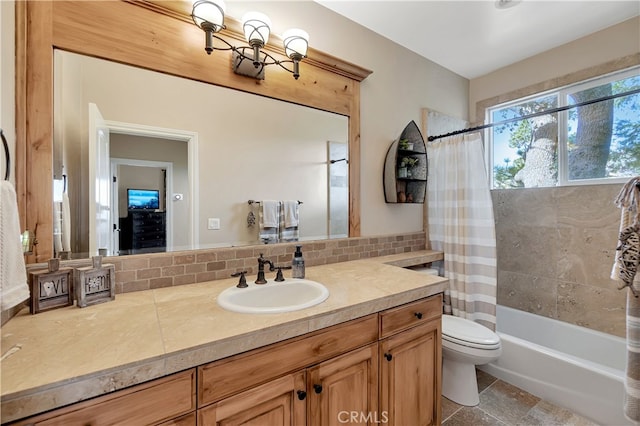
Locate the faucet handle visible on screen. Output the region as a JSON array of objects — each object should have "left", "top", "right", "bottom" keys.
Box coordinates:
[
  {"left": 274, "top": 265, "right": 292, "bottom": 282},
  {"left": 231, "top": 271, "right": 248, "bottom": 288},
  {"left": 275, "top": 267, "right": 284, "bottom": 282}
]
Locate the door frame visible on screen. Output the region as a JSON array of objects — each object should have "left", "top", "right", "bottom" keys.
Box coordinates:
[
  {"left": 111, "top": 158, "right": 174, "bottom": 255},
  {"left": 104, "top": 120, "right": 199, "bottom": 251}
]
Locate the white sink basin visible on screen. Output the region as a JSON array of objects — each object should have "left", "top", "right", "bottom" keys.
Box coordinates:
[{"left": 217, "top": 278, "right": 329, "bottom": 314}]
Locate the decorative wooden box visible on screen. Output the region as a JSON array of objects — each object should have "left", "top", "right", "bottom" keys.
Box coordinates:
[
  {"left": 75, "top": 256, "right": 116, "bottom": 308},
  {"left": 28, "top": 258, "right": 74, "bottom": 314}
]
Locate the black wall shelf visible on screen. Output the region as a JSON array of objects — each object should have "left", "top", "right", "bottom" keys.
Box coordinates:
[{"left": 383, "top": 120, "right": 428, "bottom": 203}]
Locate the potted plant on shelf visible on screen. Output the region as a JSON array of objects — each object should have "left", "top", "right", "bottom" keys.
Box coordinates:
[
  {"left": 398, "top": 156, "right": 419, "bottom": 178},
  {"left": 398, "top": 138, "right": 414, "bottom": 151}
]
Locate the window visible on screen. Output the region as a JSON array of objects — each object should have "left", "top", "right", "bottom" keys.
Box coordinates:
[{"left": 487, "top": 67, "right": 640, "bottom": 189}]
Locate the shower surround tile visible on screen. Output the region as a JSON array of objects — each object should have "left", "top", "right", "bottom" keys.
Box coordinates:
[
  {"left": 557, "top": 281, "right": 626, "bottom": 336},
  {"left": 495, "top": 225, "right": 560, "bottom": 280},
  {"left": 492, "top": 183, "right": 626, "bottom": 338},
  {"left": 497, "top": 270, "right": 557, "bottom": 318}
]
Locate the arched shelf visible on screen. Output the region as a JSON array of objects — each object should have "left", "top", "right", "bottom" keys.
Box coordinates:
[{"left": 383, "top": 120, "right": 427, "bottom": 203}]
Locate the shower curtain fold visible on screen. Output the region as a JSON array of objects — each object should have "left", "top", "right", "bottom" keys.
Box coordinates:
[{"left": 427, "top": 132, "right": 497, "bottom": 330}]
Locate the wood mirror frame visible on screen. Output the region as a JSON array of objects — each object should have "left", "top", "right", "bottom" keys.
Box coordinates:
[{"left": 15, "top": 0, "right": 372, "bottom": 263}]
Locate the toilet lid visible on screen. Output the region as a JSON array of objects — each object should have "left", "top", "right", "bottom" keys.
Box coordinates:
[{"left": 442, "top": 315, "right": 501, "bottom": 349}]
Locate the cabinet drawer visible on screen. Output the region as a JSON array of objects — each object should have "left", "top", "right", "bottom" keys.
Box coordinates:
[
  {"left": 198, "top": 314, "right": 378, "bottom": 406},
  {"left": 379, "top": 294, "right": 442, "bottom": 338},
  {"left": 18, "top": 370, "right": 196, "bottom": 426}
]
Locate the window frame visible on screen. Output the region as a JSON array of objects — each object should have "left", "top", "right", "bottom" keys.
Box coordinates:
[{"left": 485, "top": 66, "right": 640, "bottom": 189}]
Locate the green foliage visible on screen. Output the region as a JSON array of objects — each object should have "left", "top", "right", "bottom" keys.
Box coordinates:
[
  {"left": 493, "top": 157, "right": 525, "bottom": 188},
  {"left": 492, "top": 73, "right": 639, "bottom": 187}
]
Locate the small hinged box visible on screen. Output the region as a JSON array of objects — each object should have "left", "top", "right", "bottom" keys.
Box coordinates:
[
  {"left": 75, "top": 256, "right": 116, "bottom": 308},
  {"left": 28, "top": 258, "right": 74, "bottom": 314}
]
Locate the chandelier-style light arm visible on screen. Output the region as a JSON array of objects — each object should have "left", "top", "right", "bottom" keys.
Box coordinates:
[{"left": 191, "top": 0, "right": 309, "bottom": 80}]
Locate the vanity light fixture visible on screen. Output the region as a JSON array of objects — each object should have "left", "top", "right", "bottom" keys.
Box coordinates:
[{"left": 191, "top": 0, "right": 309, "bottom": 80}]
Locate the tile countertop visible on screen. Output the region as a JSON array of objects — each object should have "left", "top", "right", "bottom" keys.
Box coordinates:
[{"left": 0, "top": 250, "right": 445, "bottom": 423}]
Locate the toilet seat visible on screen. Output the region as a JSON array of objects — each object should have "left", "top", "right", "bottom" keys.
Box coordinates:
[{"left": 442, "top": 315, "right": 501, "bottom": 350}]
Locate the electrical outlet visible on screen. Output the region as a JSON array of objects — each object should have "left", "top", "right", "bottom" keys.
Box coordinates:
[{"left": 208, "top": 218, "right": 220, "bottom": 230}]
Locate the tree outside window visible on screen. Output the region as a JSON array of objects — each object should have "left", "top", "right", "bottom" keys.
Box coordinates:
[{"left": 489, "top": 68, "right": 639, "bottom": 189}]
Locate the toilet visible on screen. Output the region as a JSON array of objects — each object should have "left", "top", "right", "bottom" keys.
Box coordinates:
[{"left": 441, "top": 315, "right": 502, "bottom": 406}]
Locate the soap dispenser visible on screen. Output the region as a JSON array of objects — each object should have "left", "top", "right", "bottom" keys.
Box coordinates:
[{"left": 292, "top": 245, "right": 305, "bottom": 279}]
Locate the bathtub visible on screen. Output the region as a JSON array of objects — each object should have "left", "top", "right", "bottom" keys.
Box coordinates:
[{"left": 479, "top": 305, "right": 629, "bottom": 425}]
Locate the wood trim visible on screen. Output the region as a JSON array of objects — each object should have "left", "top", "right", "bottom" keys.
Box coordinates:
[
  {"left": 135, "top": 0, "right": 373, "bottom": 82},
  {"left": 22, "top": 1, "right": 54, "bottom": 263},
  {"left": 14, "top": 1, "right": 27, "bottom": 233},
  {"left": 349, "top": 82, "right": 361, "bottom": 236},
  {"left": 17, "top": 0, "right": 371, "bottom": 261}
]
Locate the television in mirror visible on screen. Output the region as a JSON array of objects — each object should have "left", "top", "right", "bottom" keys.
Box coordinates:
[{"left": 127, "top": 189, "right": 160, "bottom": 211}]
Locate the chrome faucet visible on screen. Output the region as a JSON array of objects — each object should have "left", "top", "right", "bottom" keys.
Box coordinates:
[{"left": 255, "top": 253, "right": 274, "bottom": 284}]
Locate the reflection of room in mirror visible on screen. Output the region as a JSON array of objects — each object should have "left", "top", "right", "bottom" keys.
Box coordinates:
[
  {"left": 53, "top": 50, "right": 349, "bottom": 258},
  {"left": 328, "top": 142, "right": 349, "bottom": 239}
]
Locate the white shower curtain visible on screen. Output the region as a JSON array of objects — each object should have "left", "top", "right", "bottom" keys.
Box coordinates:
[{"left": 427, "top": 132, "right": 498, "bottom": 330}]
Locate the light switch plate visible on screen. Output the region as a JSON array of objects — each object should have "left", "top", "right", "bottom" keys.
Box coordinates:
[{"left": 208, "top": 218, "right": 220, "bottom": 230}]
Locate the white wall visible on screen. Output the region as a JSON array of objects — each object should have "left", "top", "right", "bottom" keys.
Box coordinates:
[
  {"left": 470, "top": 16, "right": 640, "bottom": 121},
  {"left": 236, "top": 1, "right": 470, "bottom": 237},
  {"left": 4, "top": 2, "right": 635, "bottom": 243}
]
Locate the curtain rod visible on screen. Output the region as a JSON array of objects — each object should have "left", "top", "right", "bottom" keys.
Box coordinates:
[{"left": 427, "top": 87, "right": 640, "bottom": 142}]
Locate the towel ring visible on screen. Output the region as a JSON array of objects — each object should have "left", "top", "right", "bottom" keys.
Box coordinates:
[{"left": 1, "top": 128, "right": 10, "bottom": 181}]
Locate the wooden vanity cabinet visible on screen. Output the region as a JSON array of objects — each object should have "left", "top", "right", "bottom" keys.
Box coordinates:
[
  {"left": 197, "top": 294, "right": 442, "bottom": 426},
  {"left": 198, "top": 371, "right": 307, "bottom": 425},
  {"left": 10, "top": 369, "right": 197, "bottom": 426},
  {"left": 379, "top": 295, "right": 443, "bottom": 426},
  {"left": 307, "top": 344, "right": 378, "bottom": 426},
  {"left": 10, "top": 295, "right": 441, "bottom": 426}
]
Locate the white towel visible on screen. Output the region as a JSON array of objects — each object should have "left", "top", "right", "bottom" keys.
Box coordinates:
[
  {"left": 53, "top": 202, "right": 63, "bottom": 253},
  {"left": 262, "top": 200, "right": 279, "bottom": 228},
  {"left": 283, "top": 200, "right": 299, "bottom": 228},
  {"left": 0, "top": 181, "right": 30, "bottom": 311},
  {"left": 61, "top": 192, "right": 71, "bottom": 252}
]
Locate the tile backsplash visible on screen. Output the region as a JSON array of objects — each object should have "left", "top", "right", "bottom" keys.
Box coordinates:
[{"left": 25, "top": 232, "right": 426, "bottom": 295}]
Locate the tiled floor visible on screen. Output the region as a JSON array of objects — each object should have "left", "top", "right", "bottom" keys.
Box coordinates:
[{"left": 442, "top": 369, "right": 598, "bottom": 426}]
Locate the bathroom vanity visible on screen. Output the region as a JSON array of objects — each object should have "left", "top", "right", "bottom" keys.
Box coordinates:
[{"left": 1, "top": 251, "right": 446, "bottom": 425}]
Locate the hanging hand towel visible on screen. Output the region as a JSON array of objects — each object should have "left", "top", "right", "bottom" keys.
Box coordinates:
[
  {"left": 612, "top": 176, "right": 640, "bottom": 423},
  {"left": 262, "top": 200, "right": 279, "bottom": 228},
  {"left": 279, "top": 202, "right": 299, "bottom": 242},
  {"left": 612, "top": 177, "right": 640, "bottom": 293},
  {"left": 283, "top": 200, "right": 299, "bottom": 228},
  {"left": 0, "top": 181, "right": 30, "bottom": 311},
  {"left": 258, "top": 201, "right": 280, "bottom": 244},
  {"left": 53, "top": 201, "right": 63, "bottom": 254},
  {"left": 61, "top": 192, "right": 71, "bottom": 252}
]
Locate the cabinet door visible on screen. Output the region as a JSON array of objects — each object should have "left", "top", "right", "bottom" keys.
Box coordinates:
[
  {"left": 198, "top": 371, "right": 306, "bottom": 426},
  {"left": 379, "top": 319, "right": 441, "bottom": 426},
  {"left": 307, "top": 344, "right": 378, "bottom": 426}
]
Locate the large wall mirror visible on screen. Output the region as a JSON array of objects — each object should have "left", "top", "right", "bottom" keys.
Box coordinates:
[
  {"left": 17, "top": 1, "right": 371, "bottom": 263},
  {"left": 54, "top": 50, "right": 349, "bottom": 258}
]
